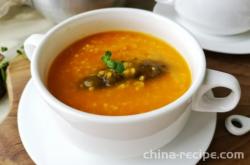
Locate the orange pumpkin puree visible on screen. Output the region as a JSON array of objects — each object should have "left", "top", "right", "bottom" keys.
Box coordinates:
[{"left": 47, "top": 31, "right": 191, "bottom": 116}]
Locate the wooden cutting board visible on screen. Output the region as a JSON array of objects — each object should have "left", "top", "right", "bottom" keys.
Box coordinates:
[{"left": 0, "top": 55, "right": 33, "bottom": 165}]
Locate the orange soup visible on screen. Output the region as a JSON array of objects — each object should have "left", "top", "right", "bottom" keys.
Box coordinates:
[{"left": 47, "top": 31, "right": 191, "bottom": 116}]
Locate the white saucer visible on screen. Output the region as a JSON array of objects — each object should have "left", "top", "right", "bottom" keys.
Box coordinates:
[
  {"left": 18, "top": 81, "right": 217, "bottom": 165},
  {"left": 153, "top": 3, "right": 250, "bottom": 55}
]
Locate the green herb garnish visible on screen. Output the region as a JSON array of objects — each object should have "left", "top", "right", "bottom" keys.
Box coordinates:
[
  {"left": 1, "top": 46, "right": 8, "bottom": 52},
  {"left": 101, "top": 51, "right": 125, "bottom": 74},
  {"left": 17, "top": 49, "right": 23, "bottom": 55},
  {"left": 16, "top": 46, "right": 26, "bottom": 56}
]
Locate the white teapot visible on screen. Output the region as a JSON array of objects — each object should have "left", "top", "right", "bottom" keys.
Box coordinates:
[{"left": 156, "top": 0, "right": 250, "bottom": 35}]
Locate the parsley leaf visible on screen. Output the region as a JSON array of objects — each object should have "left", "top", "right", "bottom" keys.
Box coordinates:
[
  {"left": 101, "top": 51, "right": 125, "bottom": 74},
  {"left": 17, "top": 49, "right": 23, "bottom": 55},
  {"left": 114, "top": 61, "right": 125, "bottom": 74},
  {"left": 1, "top": 47, "right": 8, "bottom": 52}
]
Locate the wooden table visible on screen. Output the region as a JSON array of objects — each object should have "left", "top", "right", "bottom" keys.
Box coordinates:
[{"left": 0, "top": 1, "right": 249, "bottom": 164}]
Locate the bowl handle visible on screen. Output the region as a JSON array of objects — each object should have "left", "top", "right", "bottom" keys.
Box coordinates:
[
  {"left": 24, "top": 34, "right": 44, "bottom": 60},
  {"left": 192, "top": 69, "right": 241, "bottom": 112}
]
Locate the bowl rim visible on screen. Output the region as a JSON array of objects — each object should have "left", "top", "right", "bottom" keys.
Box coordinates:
[{"left": 32, "top": 8, "right": 206, "bottom": 123}]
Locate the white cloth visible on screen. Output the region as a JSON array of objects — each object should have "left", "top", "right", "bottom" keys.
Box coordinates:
[{"left": 0, "top": 0, "right": 30, "bottom": 18}]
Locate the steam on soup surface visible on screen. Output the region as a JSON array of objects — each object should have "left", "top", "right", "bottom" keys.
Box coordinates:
[{"left": 47, "top": 31, "right": 191, "bottom": 116}]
